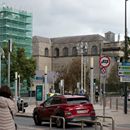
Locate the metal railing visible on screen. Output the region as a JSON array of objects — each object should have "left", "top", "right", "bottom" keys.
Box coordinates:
[
  {"left": 80, "top": 120, "right": 103, "bottom": 130},
  {"left": 50, "top": 115, "right": 65, "bottom": 130},
  {"left": 96, "top": 116, "right": 115, "bottom": 130}
]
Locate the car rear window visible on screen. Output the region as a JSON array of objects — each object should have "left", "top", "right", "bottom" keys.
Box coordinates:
[{"left": 66, "top": 97, "right": 89, "bottom": 104}]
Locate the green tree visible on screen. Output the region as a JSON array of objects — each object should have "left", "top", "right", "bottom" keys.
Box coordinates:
[
  {"left": 106, "top": 63, "right": 123, "bottom": 92},
  {"left": 56, "top": 58, "right": 89, "bottom": 94},
  {"left": 2, "top": 46, "right": 36, "bottom": 88}
]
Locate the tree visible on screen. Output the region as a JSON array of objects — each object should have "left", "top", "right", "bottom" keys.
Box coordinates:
[
  {"left": 2, "top": 46, "right": 36, "bottom": 88},
  {"left": 106, "top": 63, "right": 123, "bottom": 92},
  {"left": 56, "top": 58, "right": 89, "bottom": 94}
]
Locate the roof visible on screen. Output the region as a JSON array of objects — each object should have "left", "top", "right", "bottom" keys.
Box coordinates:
[
  {"left": 33, "top": 36, "right": 51, "bottom": 43},
  {"left": 33, "top": 34, "right": 106, "bottom": 44},
  {"left": 51, "top": 34, "right": 106, "bottom": 44}
]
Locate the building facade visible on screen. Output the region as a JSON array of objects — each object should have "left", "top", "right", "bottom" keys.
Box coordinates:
[
  {"left": 0, "top": 5, "right": 32, "bottom": 57},
  {"left": 32, "top": 31, "right": 123, "bottom": 92}
]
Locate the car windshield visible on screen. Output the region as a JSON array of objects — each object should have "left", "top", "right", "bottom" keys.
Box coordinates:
[{"left": 66, "top": 97, "right": 89, "bottom": 104}]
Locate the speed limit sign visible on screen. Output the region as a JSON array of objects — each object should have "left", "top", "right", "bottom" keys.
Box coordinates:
[{"left": 99, "top": 56, "right": 110, "bottom": 68}]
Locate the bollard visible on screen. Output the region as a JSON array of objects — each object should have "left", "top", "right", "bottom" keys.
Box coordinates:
[
  {"left": 110, "top": 97, "right": 112, "bottom": 109},
  {"left": 21, "top": 100, "right": 25, "bottom": 113},
  {"left": 116, "top": 98, "right": 118, "bottom": 111},
  {"left": 96, "top": 116, "right": 115, "bottom": 130}
]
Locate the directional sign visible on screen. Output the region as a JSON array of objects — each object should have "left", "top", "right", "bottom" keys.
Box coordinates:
[
  {"left": 120, "top": 76, "right": 130, "bottom": 82},
  {"left": 118, "top": 62, "right": 130, "bottom": 77},
  {"left": 118, "top": 71, "right": 130, "bottom": 76},
  {"left": 99, "top": 56, "right": 110, "bottom": 68},
  {"left": 122, "top": 62, "right": 130, "bottom": 66}
]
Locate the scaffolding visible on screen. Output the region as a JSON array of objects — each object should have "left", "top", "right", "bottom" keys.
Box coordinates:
[{"left": 0, "top": 5, "right": 32, "bottom": 57}]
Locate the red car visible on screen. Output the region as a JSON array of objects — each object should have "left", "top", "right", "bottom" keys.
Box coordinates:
[{"left": 33, "top": 95, "right": 96, "bottom": 127}]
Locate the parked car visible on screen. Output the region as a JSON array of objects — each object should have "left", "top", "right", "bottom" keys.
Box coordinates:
[{"left": 33, "top": 95, "right": 96, "bottom": 127}]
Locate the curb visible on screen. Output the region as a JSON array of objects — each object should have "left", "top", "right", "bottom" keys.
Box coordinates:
[{"left": 16, "top": 113, "right": 33, "bottom": 118}]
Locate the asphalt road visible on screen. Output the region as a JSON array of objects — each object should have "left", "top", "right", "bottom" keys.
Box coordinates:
[{"left": 15, "top": 116, "right": 100, "bottom": 130}]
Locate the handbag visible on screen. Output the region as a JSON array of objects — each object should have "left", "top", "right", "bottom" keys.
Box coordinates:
[{"left": 8, "top": 106, "right": 17, "bottom": 130}]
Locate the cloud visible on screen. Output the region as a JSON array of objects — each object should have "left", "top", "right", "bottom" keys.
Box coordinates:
[{"left": 0, "top": 0, "right": 129, "bottom": 40}]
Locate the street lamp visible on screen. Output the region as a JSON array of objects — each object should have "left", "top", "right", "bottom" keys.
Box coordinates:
[
  {"left": 77, "top": 42, "right": 88, "bottom": 94},
  {"left": 0, "top": 47, "right": 5, "bottom": 87}
]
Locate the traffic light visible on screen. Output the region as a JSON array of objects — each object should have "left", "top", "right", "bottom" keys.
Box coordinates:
[{"left": 94, "top": 78, "right": 96, "bottom": 85}]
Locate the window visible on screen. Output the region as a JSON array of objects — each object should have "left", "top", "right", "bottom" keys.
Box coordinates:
[
  {"left": 44, "top": 97, "right": 53, "bottom": 106},
  {"left": 45, "top": 48, "right": 49, "bottom": 56},
  {"left": 51, "top": 97, "right": 62, "bottom": 105},
  {"left": 72, "top": 47, "right": 78, "bottom": 56},
  {"left": 54, "top": 48, "right": 59, "bottom": 57},
  {"left": 63, "top": 47, "right": 68, "bottom": 56},
  {"left": 91, "top": 45, "right": 98, "bottom": 55},
  {"left": 67, "top": 98, "right": 89, "bottom": 104}
]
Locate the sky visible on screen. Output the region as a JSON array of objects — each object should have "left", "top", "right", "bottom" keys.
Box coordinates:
[{"left": 0, "top": 0, "right": 130, "bottom": 40}]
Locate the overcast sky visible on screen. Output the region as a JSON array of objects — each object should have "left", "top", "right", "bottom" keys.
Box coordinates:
[{"left": 0, "top": 0, "right": 130, "bottom": 40}]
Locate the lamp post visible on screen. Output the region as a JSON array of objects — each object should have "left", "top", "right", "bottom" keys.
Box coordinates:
[
  {"left": 8, "top": 39, "right": 12, "bottom": 88},
  {"left": 0, "top": 47, "right": 5, "bottom": 87},
  {"left": 18, "top": 74, "right": 20, "bottom": 97},
  {"left": 77, "top": 42, "right": 88, "bottom": 94},
  {"left": 90, "top": 57, "right": 94, "bottom": 104},
  {"left": 124, "top": 0, "right": 128, "bottom": 114},
  {"left": 15, "top": 72, "right": 18, "bottom": 104}
]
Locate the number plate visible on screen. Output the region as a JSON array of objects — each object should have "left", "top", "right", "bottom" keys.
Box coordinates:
[{"left": 77, "top": 110, "right": 88, "bottom": 114}]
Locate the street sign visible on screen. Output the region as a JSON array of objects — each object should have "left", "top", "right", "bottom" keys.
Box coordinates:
[
  {"left": 99, "top": 56, "right": 110, "bottom": 68},
  {"left": 122, "top": 62, "right": 130, "bottom": 66},
  {"left": 120, "top": 76, "right": 130, "bottom": 82},
  {"left": 100, "top": 67, "right": 106, "bottom": 74},
  {"left": 118, "top": 62, "right": 130, "bottom": 77}
]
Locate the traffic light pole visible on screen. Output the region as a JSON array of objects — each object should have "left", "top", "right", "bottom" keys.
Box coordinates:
[{"left": 124, "top": 0, "right": 128, "bottom": 114}]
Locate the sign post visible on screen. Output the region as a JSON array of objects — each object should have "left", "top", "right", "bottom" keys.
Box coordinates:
[{"left": 99, "top": 55, "right": 110, "bottom": 121}]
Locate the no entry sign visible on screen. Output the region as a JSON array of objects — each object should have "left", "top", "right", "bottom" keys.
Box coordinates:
[{"left": 99, "top": 56, "right": 110, "bottom": 68}]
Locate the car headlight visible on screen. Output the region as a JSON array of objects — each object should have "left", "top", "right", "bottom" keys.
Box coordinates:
[{"left": 65, "top": 111, "right": 72, "bottom": 116}]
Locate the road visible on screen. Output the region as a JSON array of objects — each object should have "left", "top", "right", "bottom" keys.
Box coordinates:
[{"left": 15, "top": 117, "right": 102, "bottom": 130}]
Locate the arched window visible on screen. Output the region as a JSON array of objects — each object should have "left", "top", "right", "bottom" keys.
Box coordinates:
[
  {"left": 72, "top": 47, "right": 78, "bottom": 56},
  {"left": 91, "top": 45, "right": 98, "bottom": 55},
  {"left": 45, "top": 48, "right": 49, "bottom": 56},
  {"left": 63, "top": 47, "right": 68, "bottom": 56},
  {"left": 54, "top": 48, "right": 59, "bottom": 57}
]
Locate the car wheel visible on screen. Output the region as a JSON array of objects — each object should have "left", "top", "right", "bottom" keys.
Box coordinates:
[
  {"left": 33, "top": 113, "right": 42, "bottom": 125},
  {"left": 56, "top": 118, "right": 63, "bottom": 128}
]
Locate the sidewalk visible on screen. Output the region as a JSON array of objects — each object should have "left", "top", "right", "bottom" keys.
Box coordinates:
[{"left": 16, "top": 100, "right": 130, "bottom": 130}]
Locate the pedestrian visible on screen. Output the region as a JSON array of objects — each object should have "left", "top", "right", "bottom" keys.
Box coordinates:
[
  {"left": 95, "top": 90, "right": 99, "bottom": 103},
  {"left": 0, "top": 85, "right": 17, "bottom": 130}
]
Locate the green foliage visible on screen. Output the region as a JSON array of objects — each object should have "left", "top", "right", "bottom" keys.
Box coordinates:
[
  {"left": 2, "top": 45, "right": 36, "bottom": 88},
  {"left": 56, "top": 58, "right": 89, "bottom": 93},
  {"left": 106, "top": 63, "right": 123, "bottom": 92}
]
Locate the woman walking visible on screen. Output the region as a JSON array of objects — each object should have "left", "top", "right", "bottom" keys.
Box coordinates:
[{"left": 0, "top": 85, "right": 17, "bottom": 130}]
